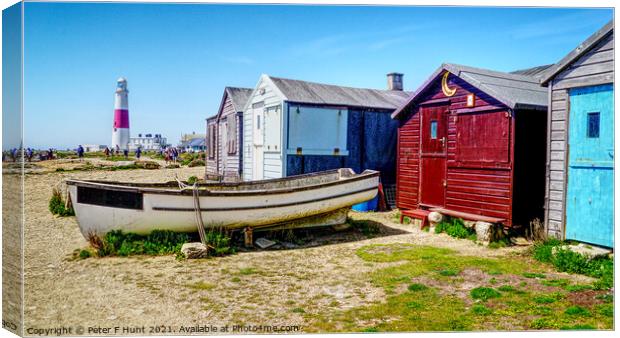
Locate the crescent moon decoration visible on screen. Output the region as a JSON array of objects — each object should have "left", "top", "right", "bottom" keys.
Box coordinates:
[{"left": 441, "top": 71, "right": 456, "bottom": 97}]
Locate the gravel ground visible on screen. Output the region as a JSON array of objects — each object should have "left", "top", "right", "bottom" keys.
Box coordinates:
[{"left": 10, "top": 160, "right": 565, "bottom": 334}]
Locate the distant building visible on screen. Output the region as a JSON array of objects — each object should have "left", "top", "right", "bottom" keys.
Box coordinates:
[
  {"left": 82, "top": 144, "right": 107, "bottom": 152},
  {"left": 129, "top": 133, "right": 168, "bottom": 151},
  {"left": 180, "top": 132, "right": 206, "bottom": 143},
  {"left": 180, "top": 138, "right": 206, "bottom": 153}
]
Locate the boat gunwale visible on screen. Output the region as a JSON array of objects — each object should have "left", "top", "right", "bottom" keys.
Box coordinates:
[{"left": 65, "top": 169, "right": 380, "bottom": 197}]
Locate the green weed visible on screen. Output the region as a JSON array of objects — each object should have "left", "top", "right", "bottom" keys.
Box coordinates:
[{"left": 470, "top": 287, "right": 501, "bottom": 301}]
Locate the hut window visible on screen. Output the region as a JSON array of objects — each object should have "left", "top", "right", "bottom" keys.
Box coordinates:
[
  {"left": 256, "top": 115, "right": 261, "bottom": 130},
  {"left": 208, "top": 124, "right": 216, "bottom": 159},
  {"left": 77, "top": 186, "right": 143, "bottom": 210},
  {"left": 227, "top": 114, "right": 237, "bottom": 154},
  {"left": 430, "top": 120, "right": 438, "bottom": 139},
  {"left": 587, "top": 112, "right": 600, "bottom": 138}
]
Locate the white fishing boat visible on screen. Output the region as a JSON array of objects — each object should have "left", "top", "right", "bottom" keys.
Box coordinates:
[{"left": 66, "top": 168, "right": 379, "bottom": 238}]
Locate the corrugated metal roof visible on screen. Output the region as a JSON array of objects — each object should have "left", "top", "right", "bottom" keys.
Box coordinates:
[
  {"left": 226, "top": 87, "right": 253, "bottom": 112},
  {"left": 269, "top": 76, "right": 411, "bottom": 110},
  {"left": 392, "top": 63, "right": 548, "bottom": 119},
  {"left": 540, "top": 20, "right": 613, "bottom": 85},
  {"left": 510, "top": 64, "right": 554, "bottom": 78}
]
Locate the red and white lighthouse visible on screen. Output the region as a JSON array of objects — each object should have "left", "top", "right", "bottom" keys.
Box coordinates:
[{"left": 112, "top": 77, "right": 130, "bottom": 150}]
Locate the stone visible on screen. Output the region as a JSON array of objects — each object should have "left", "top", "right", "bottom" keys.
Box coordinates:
[
  {"left": 553, "top": 243, "right": 612, "bottom": 260},
  {"left": 510, "top": 237, "right": 531, "bottom": 246},
  {"left": 475, "top": 221, "right": 496, "bottom": 244},
  {"left": 180, "top": 242, "right": 210, "bottom": 259},
  {"left": 255, "top": 238, "right": 277, "bottom": 249},
  {"left": 463, "top": 220, "right": 477, "bottom": 229},
  {"left": 427, "top": 211, "right": 443, "bottom": 225}
]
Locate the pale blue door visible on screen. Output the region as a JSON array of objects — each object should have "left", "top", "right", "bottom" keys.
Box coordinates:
[{"left": 566, "top": 83, "right": 614, "bottom": 248}]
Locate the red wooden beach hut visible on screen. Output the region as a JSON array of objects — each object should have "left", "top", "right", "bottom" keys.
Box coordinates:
[{"left": 391, "top": 63, "right": 550, "bottom": 228}]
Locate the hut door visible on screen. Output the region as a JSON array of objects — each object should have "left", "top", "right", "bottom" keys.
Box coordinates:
[
  {"left": 419, "top": 105, "right": 448, "bottom": 207},
  {"left": 565, "top": 84, "right": 614, "bottom": 248}
]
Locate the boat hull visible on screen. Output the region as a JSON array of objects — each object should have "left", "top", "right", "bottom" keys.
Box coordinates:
[{"left": 67, "top": 169, "right": 379, "bottom": 237}]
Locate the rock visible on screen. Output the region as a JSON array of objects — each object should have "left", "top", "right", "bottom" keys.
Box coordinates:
[
  {"left": 463, "top": 220, "right": 477, "bottom": 229},
  {"left": 180, "top": 242, "right": 210, "bottom": 259},
  {"left": 135, "top": 160, "right": 160, "bottom": 169},
  {"left": 166, "top": 163, "right": 180, "bottom": 169},
  {"left": 475, "top": 221, "right": 497, "bottom": 244},
  {"left": 427, "top": 211, "right": 443, "bottom": 225},
  {"left": 553, "top": 243, "right": 612, "bottom": 260},
  {"left": 115, "top": 161, "right": 134, "bottom": 167},
  {"left": 510, "top": 237, "right": 531, "bottom": 246},
  {"left": 255, "top": 238, "right": 277, "bottom": 249}
]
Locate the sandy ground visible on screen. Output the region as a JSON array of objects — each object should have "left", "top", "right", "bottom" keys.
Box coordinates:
[{"left": 9, "top": 161, "right": 586, "bottom": 334}]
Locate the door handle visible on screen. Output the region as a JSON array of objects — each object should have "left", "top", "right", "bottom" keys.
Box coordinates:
[{"left": 440, "top": 137, "right": 446, "bottom": 148}]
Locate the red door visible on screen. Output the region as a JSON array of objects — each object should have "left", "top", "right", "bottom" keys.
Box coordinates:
[{"left": 420, "top": 105, "right": 448, "bottom": 207}]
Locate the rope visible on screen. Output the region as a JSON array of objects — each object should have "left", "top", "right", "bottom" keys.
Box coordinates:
[{"left": 175, "top": 175, "right": 207, "bottom": 245}]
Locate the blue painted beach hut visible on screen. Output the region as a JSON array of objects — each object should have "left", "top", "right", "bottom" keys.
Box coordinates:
[
  {"left": 241, "top": 73, "right": 410, "bottom": 203},
  {"left": 540, "top": 21, "right": 614, "bottom": 247}
]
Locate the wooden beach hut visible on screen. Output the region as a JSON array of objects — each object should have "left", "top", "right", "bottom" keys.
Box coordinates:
[
  {"left": 391, "top": 63, "right": 550, "bottom": 228},
  {"left": 540, "top": 21, "right": 614, "bottom": 247},
  {"left": 206, "top": 87, "right": 253, "bottom": 181},
  {"left": 241, "top": 74, "right": 410, "bottom": 202}
]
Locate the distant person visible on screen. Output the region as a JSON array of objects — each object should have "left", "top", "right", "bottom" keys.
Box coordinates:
[
  {"left": 26, "top": 148, "right": 33, "bottom": 162},
  {"left": 77, "top": 145, "right": 85, "bottom": 160},
  {"left": 172, "top": 147, "right": 178, "bottom": 162},
  {"left": 123, "top": 149, "right": 129, "bottom": 159},
  {"left": 135, "top": 147, "right": 142, "bottom": 159},
  {"left": 115, "top": 145, "right": 120, "bottom": 156},
  {"left": 104, "top": 146, "right": 110, "bottom": 158},
  {"left": 47, "top": 148, "right": 54, "bottom": 160},
  {"left": 11, "top": 148, "right": 18, "bottom": 162}
]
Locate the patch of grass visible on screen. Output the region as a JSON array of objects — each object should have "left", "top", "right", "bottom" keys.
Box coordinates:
[
  {"left": 78, "top": 249, "right": 91, "bottom": 259},
  {"left": 48, "top": 187, "right": 75, "bottom": 216},
  {"left": 405, "top": 301, "right": 423, "bottom": 309},
  {"left": 531, "top": 240, "right": 613, "bottom": 290},
  {"left": 470, "top": 287, "right": 501, "bottom": 301},
  {"left": 541, "top": 279, "right": 570, "bottom": 287},
  {"left": 361, "top": 327, "right": 378, "bottom": 332},
  {"left": 186, "top": 282, "right": 216, "bottom": 290},
  {"left": 497, "top": 285, "right": 516, "bottom": 292},
  {"left": 308, "top": 242, "right": 614, "bottom": 332},
  {"left": 564, "top": 284, "right": 593, "bottom": 292},
  {"left": 238, "top": 267, "right": 257, "bottom": 275},
  {"left": 187, "top": 176, "right": 198, "bottom": 185},
  {"left": 560, "top": 324, "right": 596, "bottom": 330},
  {"left": 523, "top": 272, "right": 546, "bottom": 279},
  {"left": 564, "top": 305, "right": 591, "bottom": 317},
  {"left": 231, "top": 277, "right": 241, "bottom": 283},
  {"left": 533, "top": 293, "right": 563, "bottom": 304},
  {"left": 596, "top": 304, "right": 613, "bottom": 317},
  {"left": 595, "top": 294, "right": 613, "bottom": 303},
  {"left": 435, "top": 217, "right": 476, "bottom": 240},
  {"left": 438, "top": 269, "right": 459, "bottom": 276},
  {"left": 291, "top": 307, "right": 305, "bottom": 313},
  {"left": 407, "top": 283, "right": 428, "bottom": 292},
  {"left": 471, "top": 304, "right": 492, "bottom": 315},
  {"left": 93, "top": 230, "right": 190, "bottom": 257}
]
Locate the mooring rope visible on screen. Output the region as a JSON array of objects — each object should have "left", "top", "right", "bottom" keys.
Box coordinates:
[{"left": 175, "top": 175, "right": 207, "bottom": 245}]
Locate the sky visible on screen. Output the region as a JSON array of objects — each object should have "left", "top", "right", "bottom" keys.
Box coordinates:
[{"left": 12, "top": 2, "right": 614, "bottom": 149}]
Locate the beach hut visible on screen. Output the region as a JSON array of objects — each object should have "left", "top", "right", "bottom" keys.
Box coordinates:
[
  {"left": 540, "top": 21, "right": 614, "bottom": 247},
  {"left": 241, "top": 74, "right": 410, "bottom": 201},
  {"left": 391, "top": 63, "right": 550, "bottom": 228},
  {"left": 206, "top": 87, "right": 253, "bottom": 181}
]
